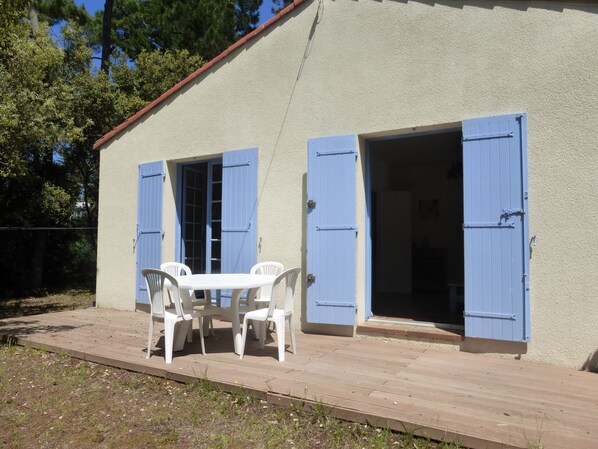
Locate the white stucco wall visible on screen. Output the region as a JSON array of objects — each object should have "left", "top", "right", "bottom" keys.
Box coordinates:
[{"left": 96, "top": 0, "right": 598, "bottom": 369}]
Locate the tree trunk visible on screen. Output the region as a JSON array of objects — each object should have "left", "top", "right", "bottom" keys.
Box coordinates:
[
  {"left": 100, "top": 0, "right": 114, "bottom": 73},
  {"left": 29, "top": 7, "right": 39, "bottom": 35}
]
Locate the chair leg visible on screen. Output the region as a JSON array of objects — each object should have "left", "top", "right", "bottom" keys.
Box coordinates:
[
  {"left": 146, "top": 318, "right": 154, "bottom": 359},
  {"left": 273, "top": 317, "right": 286, "bottom": 362},
  {"left": 201, "top": 315, "right": 212, "bottom": 336},
  {"left": 187, "top": 318, "right": 193, "bottom": 343},
  {"left": 259, "top": 321, "right": 267, "bottom": 349},
  {"left": 251, "top": 320, "right": 260, "bottom": 340},
  {"left": 239, "top": 318, "right": 250, "bottom": 359},
  {"left": 164, "top": 317, "right": 177, "bottom": 364},
  {"left": 198, "top": 316, "right": 206, "bottom": 356},
  {"left": 288, "top": 316, "right": 296, "bottom": 354}
]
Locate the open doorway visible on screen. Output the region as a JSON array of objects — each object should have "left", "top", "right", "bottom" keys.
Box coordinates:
[{"left": 369, "top": 130, "right": 464, "bottom": 327}]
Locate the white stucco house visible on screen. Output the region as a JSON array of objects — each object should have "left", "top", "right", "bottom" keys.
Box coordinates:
[{"left": 93, "top": 0, "right": 598, "bottom": 370}]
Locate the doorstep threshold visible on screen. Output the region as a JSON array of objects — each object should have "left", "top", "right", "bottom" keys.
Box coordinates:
[
  {"left": 357, "top": 317, "right": 464, "bottom": 343},
  {"left": 368, "top": 316, "right": 463, "bottom": 331}
]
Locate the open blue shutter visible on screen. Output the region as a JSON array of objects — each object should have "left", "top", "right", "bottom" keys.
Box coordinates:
[
  {"left": 136, "top": 161, "right": 164, "bottom": 303},
  {"left": 462, "top": 113, "right": 530, "bottom": 342},
  {"left": 307, "top": 135, "right": 357, "bottom": 325},
  {"left": 220, "top": 148, "right": 258, "bottom": 306}
]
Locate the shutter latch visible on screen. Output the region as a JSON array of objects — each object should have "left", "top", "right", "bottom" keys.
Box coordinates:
[
  {"left": 307, "top": 199, "right": 316, "bottom": 209},
  {"left": 502, "top": 208, "right": 525, "bottom": 218},
  {"left": 306, "top": 273, "right": 316, "bottom": 283}
]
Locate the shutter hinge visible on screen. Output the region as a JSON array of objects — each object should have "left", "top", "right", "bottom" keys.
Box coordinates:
[
  {"left": 316, "top": 149, "right": 355, "bottom": 157},
  {"left": 316, "top": 225, "right": 357, "bottom": 231},
  {"left": 222, "top": 222, "right": 251, "bottom": 232},
  {"left": 463, "top": 222, "right": 515, "bottom": 229},
  {"left": 464, "top": 311, "right": 516, "bottom": 320},
  {"left": 462, "top": 131, "right": 513, "bottom": 142},
  {"left": 223, "top": 161, "right": 251, "bottom": 168}
]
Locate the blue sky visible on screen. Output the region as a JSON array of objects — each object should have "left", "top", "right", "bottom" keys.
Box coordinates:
[{"left": 74, "top": 1, "right": 278, "bottom": 25}]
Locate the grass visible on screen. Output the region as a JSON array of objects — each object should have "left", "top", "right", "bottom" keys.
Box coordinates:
[
  {"left": 0, "top": 289, "right": 94, "bottom": 320},
  {"left": 0, "top": 290, "right": 467, "bottom": 448},
  {"left": 0, "top": 344, "right": 468, "bottom": 448}
]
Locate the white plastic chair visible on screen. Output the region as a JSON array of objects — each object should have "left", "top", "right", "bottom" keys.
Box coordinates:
[
  {"left": 142, "top": 268, "right": 215, "bottom": 363},
  {"left": 160, "top": 262, "right": 214, "bottom": 337},
  {"left": 239, "top": 268, "right": 301, "bottom": 362},
  {"left": 160, "top": 262, "right": 213, "bottom": 306},
  {"left": 249, "top": 261, "right": 284, "bottom": 307},
  {"left": 248, "top": 262, "right": 284, "bottom": 336}
]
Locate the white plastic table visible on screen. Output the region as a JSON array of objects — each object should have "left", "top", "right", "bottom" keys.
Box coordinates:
[{"left": 175, "top": 273, "right": 276, "bottom": 355}]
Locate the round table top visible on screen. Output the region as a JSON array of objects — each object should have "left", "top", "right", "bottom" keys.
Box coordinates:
[{"left": 175, "top": 273, "right": 276, "bottom": 290}]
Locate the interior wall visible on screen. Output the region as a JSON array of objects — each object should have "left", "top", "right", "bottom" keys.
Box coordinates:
[
  {"left": 376, "top": 191, "right": 412, "bottom": 293},
  {"left": 370, "top": 156, "right": 392, "bottom": 191},
  {"left": 389, "top": 162, "right": 464, "bottom": 283},
  {"left": 370, "top": 131, "right": 463, "bottom": 288}
]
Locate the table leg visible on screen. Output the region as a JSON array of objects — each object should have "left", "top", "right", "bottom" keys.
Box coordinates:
[
  {"left": 203, "top": 290, "right": 212, "bottom": 336},
  {"left": 231, "top": 288, "right": 243, "bottom": 354}
]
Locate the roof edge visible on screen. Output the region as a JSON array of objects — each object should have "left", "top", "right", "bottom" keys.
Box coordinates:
[{"left": 93, "top": 0, "right": 310, "bottom": 150}]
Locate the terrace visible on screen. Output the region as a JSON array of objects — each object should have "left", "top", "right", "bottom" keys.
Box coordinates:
[{"left": 1, "top": 307, "right": 596, "bottom": 449}]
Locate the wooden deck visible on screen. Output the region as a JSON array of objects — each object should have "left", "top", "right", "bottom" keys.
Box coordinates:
[{"left": 1, "top": 308, "right": 596, "bottom": 449}]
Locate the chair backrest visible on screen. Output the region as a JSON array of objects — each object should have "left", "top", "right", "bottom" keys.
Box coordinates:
[
  {"left": 250, "top": 261, "right": 284, "bottom": 276},
  {"left": 251, "top": 262, "right": 284, "bottom": 300},
  {"left": 268, "top": 268, "right": 301, "bottom": 317},
  {"left": 142, "top": 268, "right": 187, "bottom": 319},
  {"left": 160, "top": 262, "right": 192, "bottom": 277}
]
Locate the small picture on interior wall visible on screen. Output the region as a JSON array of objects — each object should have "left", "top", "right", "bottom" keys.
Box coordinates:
[{"left": 419, "top": 199, "right": 439, "bottom": 219}]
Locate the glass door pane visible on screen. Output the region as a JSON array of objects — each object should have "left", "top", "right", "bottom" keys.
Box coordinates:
[{"left": 182, "top": 164, "right": 207, "bottom": 274}]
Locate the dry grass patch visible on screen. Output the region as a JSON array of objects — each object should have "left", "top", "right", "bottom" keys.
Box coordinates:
[
  {"left": 0, "top": 343, "right": 465, "bottom": 449},
  {"left": 0, "top": 289, "right": 94, "bottom": 320}
]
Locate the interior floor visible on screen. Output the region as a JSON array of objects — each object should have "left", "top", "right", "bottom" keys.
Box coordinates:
[{"left": 372, "top": 293, "right": 463, "bottom": 326}]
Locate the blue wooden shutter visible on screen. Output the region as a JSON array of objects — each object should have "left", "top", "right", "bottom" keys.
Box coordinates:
[
  {"left": 220, "top": 148, "right": 258, "bottom": 306},
  {"left": 462, "top": 113, "right": 530, "bottom": 342},
  {"left": 307, "top": 135, "right": 357, "bottom": 325},
  {"left": 136, "top": 161, "right": 164, "bottom": 303}
]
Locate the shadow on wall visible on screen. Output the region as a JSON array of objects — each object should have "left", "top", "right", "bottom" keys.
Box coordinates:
[{"left": 582, "top": 349, "right": 598, "bottom": 373}]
